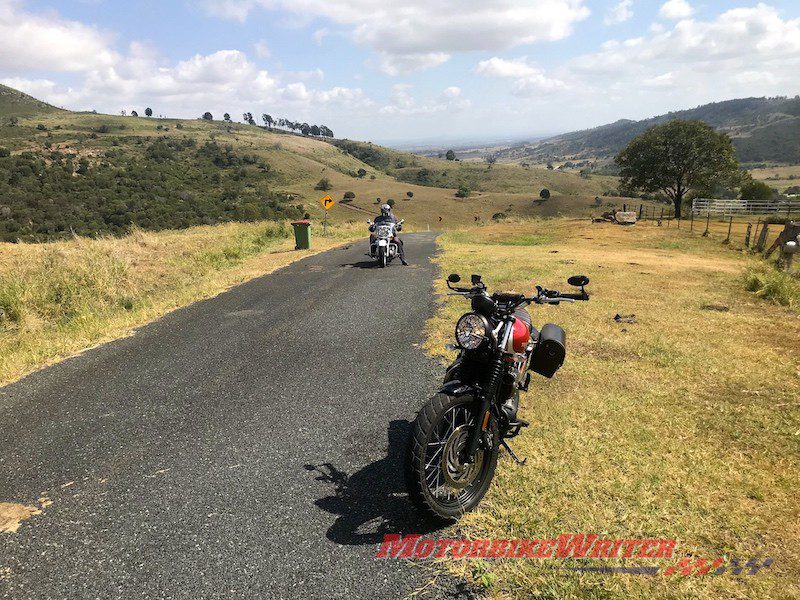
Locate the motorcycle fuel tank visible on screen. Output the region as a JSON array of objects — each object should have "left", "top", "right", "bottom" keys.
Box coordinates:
[{"left": 510, "top": 318, "right": 530, "bottom": 353}]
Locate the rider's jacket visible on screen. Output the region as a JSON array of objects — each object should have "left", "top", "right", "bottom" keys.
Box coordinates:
[{"left": 370, "top": 214, "right": 402, "bottom": 232}]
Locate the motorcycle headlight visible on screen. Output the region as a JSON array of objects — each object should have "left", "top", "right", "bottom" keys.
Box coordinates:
[{"left": 455, "top": 313, "right": 489, "bottom": 350}]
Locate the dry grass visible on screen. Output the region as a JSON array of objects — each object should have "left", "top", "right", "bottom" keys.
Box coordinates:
[
  {"left": 425, "top": 218, "right": 800, "bottom": 599},
  {"left": 0, "top": 221, "right": 362, "bottom": 385}
]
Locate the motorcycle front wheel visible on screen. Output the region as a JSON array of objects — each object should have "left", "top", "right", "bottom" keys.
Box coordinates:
[
  {"left": 378, "top": 246, "right": 387, "bottom": 268},
  {"left": 406, "top": 393, "right": 499, "bottom": 521}
]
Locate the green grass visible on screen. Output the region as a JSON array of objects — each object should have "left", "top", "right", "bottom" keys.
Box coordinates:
[{"left": 744, "top": 264, "right": 800, "bottom": 311}]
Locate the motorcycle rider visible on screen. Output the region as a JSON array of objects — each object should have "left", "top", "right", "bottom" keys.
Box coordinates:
[{"left": 370, "top": 204, "right": 408, "bottom": 265}]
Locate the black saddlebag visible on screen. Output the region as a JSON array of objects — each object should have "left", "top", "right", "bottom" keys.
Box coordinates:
[{"left": 530, "top": 323, "right": 566, "bottom": 378}]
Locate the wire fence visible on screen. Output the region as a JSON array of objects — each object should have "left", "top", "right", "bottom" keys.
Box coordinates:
[{"left": 614, "top": 202, "right": 790, "bottom": 252}]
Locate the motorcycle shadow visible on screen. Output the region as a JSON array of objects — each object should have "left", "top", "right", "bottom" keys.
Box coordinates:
[
  {"left": 340, "top": 260, "right": 382, "bottom": 269},
  {"left": 304, "top": 419, "right": 444, "bottom": 546}
]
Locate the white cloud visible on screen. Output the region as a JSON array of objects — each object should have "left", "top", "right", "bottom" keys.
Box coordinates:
[
  {"left": 659, "top": 0, "right": 693, "bottom": 21},
  {"left": 376, "top": 52, "right": 450, "bottom": 76},
  {"left": 201, "top": 0, "right": 591, "bottom": 74},
  {"left": 605, "top": 0, "right": 633, "bottom": 25},
  {"left": 254, "top": 40, "right": 271, "bottom": 58},
  {"left": 0, "top": 0, "right": 117, "bottom": 71},
  {"left": 312, "top": 28, "right": 329, "bottom": 45},
  {"left": 476, "top": 57, "right": 567, "bottom": 95},
  {"left": 379, "top": 84, "right": 470, "bottom": 115},
  {"left": 563, "top": 4, "right": 800, "bottom": 110}
]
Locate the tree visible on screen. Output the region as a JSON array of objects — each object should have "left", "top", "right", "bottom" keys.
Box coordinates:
[
  {"left": 310, "top": 125, "right": 321, "bottom": 136},
  {"left": 223, "top": 113, "right": 231, "bottom": 122},
  {"left": 484, "top": 154, "right": 497, "bottom": 169},
  {"left": 455, "top": 185, "right": 470, "bottom": 198},
  {"left": 539, "top": 188, "right": 551, "bottom": 200},
  {"left": 445, "top": 149, "right": 456, "bottom": 161},
  {"left": 386, "top": 198, "right": 395, "bottom": 208},
  {"left": 740, "top": 179, "right": 774, "bottom": 201},
  {"left": 202, "top": 112, "right": 213, "bottom": 121},
  {"left": 314, "top": 178, "right": 332, "bottom": 191},
  {"left": 357, "top": 168, "right": 367, "bottom": 178},
  {"left": 615, "top": 120, "right": 741, "bottom": 219},
  {"left": 145, "top": 107, "right": 153, "bottom": 117},
  {"left": 262, "top": 114, "right": 274, "bottom": 129},
  {"left": 300, "top": 123, "right": 311, "bottom": 135},
  {"left": 546, "top": 162, "right": 554, "bottom": 170},
  {"left": 343, "top": 191, "right": 355, "bottom": 202},
  {"left": 131, "top": 110, "right": 138, "bottom": 117},
  {"left": 406, "top": 191, "right": 414, "bottom": 199}
]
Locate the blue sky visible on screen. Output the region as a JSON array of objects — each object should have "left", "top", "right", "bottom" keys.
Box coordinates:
[{"left": 2, "top": 0, "right": 799, "bottom": 143}]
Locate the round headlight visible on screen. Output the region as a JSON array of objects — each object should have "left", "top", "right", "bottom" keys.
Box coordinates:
[{"left": 456, "top": 313, "right": 489, "bottom": 350}]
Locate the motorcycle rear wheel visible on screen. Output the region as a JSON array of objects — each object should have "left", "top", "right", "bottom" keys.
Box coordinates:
[{"left": 406, "top": 393, "right": 499, "bottom": 521}]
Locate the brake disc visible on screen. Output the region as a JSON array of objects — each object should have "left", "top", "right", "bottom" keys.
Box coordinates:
[{"left": 441, "top": 425, "right": 484, "bottom": 489}]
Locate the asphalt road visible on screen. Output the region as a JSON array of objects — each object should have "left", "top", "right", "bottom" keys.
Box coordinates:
[{"left": 0, "top": 233, "right": 471, "bottom": 599}]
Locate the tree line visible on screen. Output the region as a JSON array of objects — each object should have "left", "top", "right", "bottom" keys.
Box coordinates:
[{"left": 122, "top": 107, "right": 335, "bottom": 138}]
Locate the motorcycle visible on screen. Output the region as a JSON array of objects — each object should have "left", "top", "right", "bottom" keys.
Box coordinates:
[
  {"left": 366, "top": 219, "right": 404, "bottom": 268},
  {"left": 406, "top": 272, "right": 590, "bottom": 520}
]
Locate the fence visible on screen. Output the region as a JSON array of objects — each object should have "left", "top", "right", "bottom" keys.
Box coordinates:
[
  {"left": 692, "top": 198, "right": 800, "bottom": 217},
  {"left": 610, "top": 202, "right": 788, "bottom": 253}
]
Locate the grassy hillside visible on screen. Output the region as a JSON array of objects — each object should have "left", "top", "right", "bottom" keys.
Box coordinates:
[
  {"left": 427, "top": 219, "right": 799, "bottom": 599},
  {"left": 0, "top": 85, "right": 626, "bottom": 240},
  {"left": 500, "top": 96, "right": 800, "bottom": 164},
  {"left": 0, "top": 84, "right": 60, "bottom": 119}
]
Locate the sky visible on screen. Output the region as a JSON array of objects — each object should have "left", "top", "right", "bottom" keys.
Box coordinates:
[{"left": 1, "top": 0, "right": 799, "bottom": 144}]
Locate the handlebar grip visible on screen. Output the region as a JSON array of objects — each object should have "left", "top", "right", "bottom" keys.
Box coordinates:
[{"left": 561, "top": 292, "right": 589, "bottom": 301}]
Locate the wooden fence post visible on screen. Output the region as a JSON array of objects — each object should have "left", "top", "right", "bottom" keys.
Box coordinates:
[
  {"left": 755, "top": 224, "right": 769, "bottom": 253},
  {"left": 745, "top": 223, "right": 752, "bottom": 248},
  {"left": 723, "top": 215, "right": 733, "bottom": 244},
  {"left": 690, "top": 210, "right": 694, "bottom": 232},
  {"left": 702, "top": 211, "right": 711, "bottom": 237}
]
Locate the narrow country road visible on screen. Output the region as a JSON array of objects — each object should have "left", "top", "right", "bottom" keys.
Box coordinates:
[{"left": 0, "top": 233, "right": 470, "bottom": 599}]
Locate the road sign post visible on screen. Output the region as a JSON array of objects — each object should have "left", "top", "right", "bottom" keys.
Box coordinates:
[{"left": 319, "top": 194, "right": 335, "bottom": 237}]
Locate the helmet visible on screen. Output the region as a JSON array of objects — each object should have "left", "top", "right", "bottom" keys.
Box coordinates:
[{"left": 380, "top": 204, "right": 391, "bottom": 216}]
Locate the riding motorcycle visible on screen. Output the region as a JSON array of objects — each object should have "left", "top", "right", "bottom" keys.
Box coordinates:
[
  {"left": 406, "top": 272, "right": 590, "bottom": 520},
  {"left": 366, "top": 219, "right": 404, "bottom": 268}
]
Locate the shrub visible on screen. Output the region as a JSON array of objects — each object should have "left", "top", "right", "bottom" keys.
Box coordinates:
[
  {"left": 386, "top": 199, "right": 395, "bottom": 208},
  {"left": 314, "top": 178, "right": 332, "bottom": 191},
  {"left": 406, "top": 191, "right": 414, "bottom": 199},
  {"left": 539, "top": 188, "right": 551, "bottom": 200},
  {"left": 0, "top": 147, "right": 9, "bottom": 158},
  {"left": 744, "top": 265, "right": 800, "bottom": 311},
  {"left": 455, "top": 185, "right": 470, "bottom": 198},
  {"left": 36, "top": 124, "right": 47, "bottom": 131},
  {"left": 343, "top": 191, "right": 355, "bottom": 200},
  {"left": 492, "top": 212, "right": 507, "bottom": 221}
]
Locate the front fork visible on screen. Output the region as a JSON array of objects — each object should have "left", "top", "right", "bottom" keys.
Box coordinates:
[{"left": 464, "top": 355, "right": 504, "bottom": 463}]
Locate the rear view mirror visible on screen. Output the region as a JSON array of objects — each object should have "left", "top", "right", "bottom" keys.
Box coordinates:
[
  {"left": 568, "top": 275, "right": 589, "bottom": 287},
  {"left": 447, "top": 273, "right": 461, "bottom": 283},
  {"left": 471, "top": 274, "right": 482, "bottom": 285}
]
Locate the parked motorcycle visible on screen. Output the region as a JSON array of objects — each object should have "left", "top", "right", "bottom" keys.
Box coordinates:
[
  {"left": 366, "top": 218, "right": 404, "bottom": 267},
  {"left": 406, "top": 272, "right": 590, "bottom": 520}
]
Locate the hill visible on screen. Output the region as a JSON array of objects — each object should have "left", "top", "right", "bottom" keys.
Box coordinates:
[
  {"left": 0, "top": 84, "right": 620, "bottom": 241},
  {"left": 500, "top": 96, "right": 800, "bottom": 165},
  {"left": 0, "top": 83, "right": 61, "bottom": 118}
]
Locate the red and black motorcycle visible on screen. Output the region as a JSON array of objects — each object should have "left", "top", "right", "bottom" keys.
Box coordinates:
[{"left": 406, "top": 272, "right": 590, "bottom": 520}]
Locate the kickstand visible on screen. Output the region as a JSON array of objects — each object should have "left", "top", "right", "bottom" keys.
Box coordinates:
[{"left": 500, "top": 440, "right": 527, "bottom": 465}]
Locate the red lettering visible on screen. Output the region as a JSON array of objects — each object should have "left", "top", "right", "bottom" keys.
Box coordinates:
[
  {"left": 556, "top": 534, "right": 598, "bottom": 558},
  {"left": 376, "top": 534, "right": 420, "bottom": 559},
  {"left": 468, "top": 540, "right": 490, "bottom": 558}
]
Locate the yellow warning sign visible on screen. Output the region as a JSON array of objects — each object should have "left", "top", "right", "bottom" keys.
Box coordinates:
[{"left": 320, "top": 194, "right": 335, "bottom": 210}]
